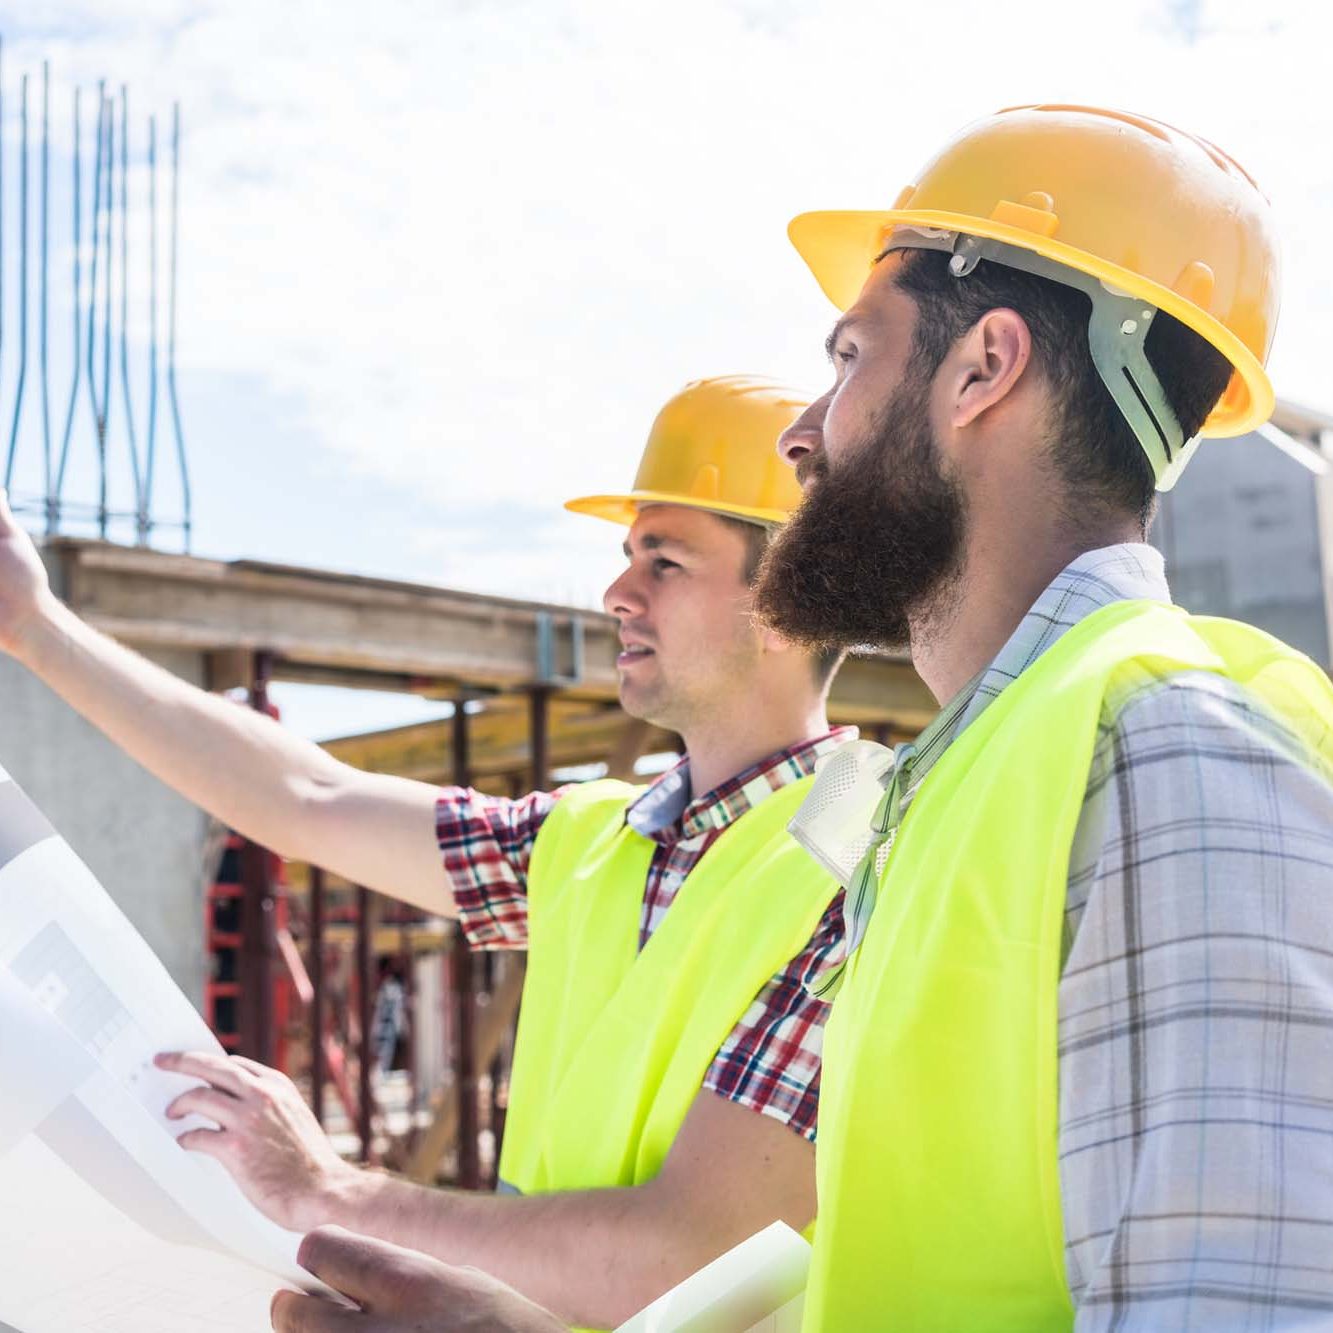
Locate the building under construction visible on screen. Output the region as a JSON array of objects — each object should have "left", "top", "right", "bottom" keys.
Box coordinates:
[{"left": 2, "top": 51, "right": 1332, "bottom": 1198}]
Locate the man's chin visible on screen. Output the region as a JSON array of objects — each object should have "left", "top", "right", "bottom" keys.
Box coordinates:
[{"left": 617, "top": 678, "right": 662, "bottom": 723}]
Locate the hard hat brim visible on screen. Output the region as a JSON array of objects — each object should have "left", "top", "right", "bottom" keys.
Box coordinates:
[
  {"left": 564, "top": 491, "right": 789, "bottom": 527},
  {"left": 788, "top": 208, "right": 1275, "bottom": 438}
]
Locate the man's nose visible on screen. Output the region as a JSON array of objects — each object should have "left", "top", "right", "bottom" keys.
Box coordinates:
[
  {"left": 602, "top": 567, "right": 646, "bottom": 619},
  {"left": 777, "top": 397, "right": 828, "bottom": 470}
]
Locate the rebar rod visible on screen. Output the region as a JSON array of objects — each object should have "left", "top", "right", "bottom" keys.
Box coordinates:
[
  {"left": 99, "top": 92, "right": 114, "bottom": 538},
  {"left": 167, "top": 102, "right": 190, "bottom": 549},
  {"left": 83, "top": 85, "right": 106, "bottom": 525},
  {"left": 39, "top": 62, "right": 50, "bottom": 509},
  {"left": 144, "top": 112, "right": 158, "bottom": 537},
  {"left": 118, "top": 85, "right": 142, "bottom": 541},
  {"left": 5, "top": 74, "right": 29, "bottom": 491},
  {"left": 1, "top": 37, "right": 6, "bottom": 381},
  {"left": 53, "top": 86, "right": 83, "bottom": 530}
]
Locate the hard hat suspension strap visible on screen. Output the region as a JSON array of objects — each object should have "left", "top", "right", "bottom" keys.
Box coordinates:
[{"left": 882, "top": 229, "right": 1196, "bottom": 491}]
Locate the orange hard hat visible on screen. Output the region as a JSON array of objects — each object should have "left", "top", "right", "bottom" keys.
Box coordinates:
[
  {"left": 566, "top": 375, "right": 810, "bottom": 526},
  {"left": 789, "top": 105, "right": 1281, "bottom": 483}
]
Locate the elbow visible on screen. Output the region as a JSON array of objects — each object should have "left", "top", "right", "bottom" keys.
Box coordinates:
[
  {"left": 273, "top": 766, "right": 346, "bottom": 863},
  {"left": 601, "top": 1191, "right": 749, "bottom": 1327}
]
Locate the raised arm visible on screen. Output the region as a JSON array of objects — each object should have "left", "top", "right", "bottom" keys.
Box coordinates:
[{"left": 0, "top": 493, "right": 453, "bottom": 916}]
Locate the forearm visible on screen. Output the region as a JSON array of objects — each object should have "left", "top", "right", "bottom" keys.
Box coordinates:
[
  {"left": 324, "top": 1170, "right": 715, "bottom": 1329},
  {"left": 13, "top": 593, "right": 343, "bottom": 861}
]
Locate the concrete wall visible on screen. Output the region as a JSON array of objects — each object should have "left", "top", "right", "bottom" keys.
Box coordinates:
[{"left": 3, "top": 551, "right": 215, "bottom": 1007}]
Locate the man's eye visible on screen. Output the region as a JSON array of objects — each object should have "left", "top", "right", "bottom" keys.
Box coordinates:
[
  {"left": 836, "top": 347, "right": 856, "bottom": 365},
  {"left": 652, "top": 558, "right": 679, "bottom": 575}
]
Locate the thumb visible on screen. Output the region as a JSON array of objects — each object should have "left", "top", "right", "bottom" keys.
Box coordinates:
[{"left": 297, "top": 1226, "right": 412, "bottom": 1311}]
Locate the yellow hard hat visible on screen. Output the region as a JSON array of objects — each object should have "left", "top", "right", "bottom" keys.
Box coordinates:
[
  {"left": 788, "top": 105, "right": 1280, "bottom": 485},
  {"left": 565, "top": 375, "right": 809, "bottom": 526}
]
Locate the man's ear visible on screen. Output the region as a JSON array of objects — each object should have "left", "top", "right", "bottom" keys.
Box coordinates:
[{"left": 947, "top": 308, "right": 1032, "bottom": 430}]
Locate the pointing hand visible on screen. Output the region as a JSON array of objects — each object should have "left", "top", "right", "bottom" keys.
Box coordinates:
[{"left": 0, "top": 489, "right": 57, "bottom": 657}]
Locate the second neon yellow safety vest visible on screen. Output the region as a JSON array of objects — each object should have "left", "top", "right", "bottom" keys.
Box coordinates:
[
  {"left": 804, "top": 601, "right": 1333, "bottom": 1331},
  {"left": 499, "top": 775, "right": 838, "bottom": 1205}
]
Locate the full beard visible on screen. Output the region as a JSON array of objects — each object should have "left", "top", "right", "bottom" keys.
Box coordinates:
[{"left": 753, "top": 376, "right": 967, "bottom": 653}]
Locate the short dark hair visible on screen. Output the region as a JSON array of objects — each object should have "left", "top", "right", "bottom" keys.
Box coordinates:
[
  {"left": 715, "top": 512, "right": 845, "bottom": 688},
  {"left": 891, "top": 248, "right": 1234, "bottom": 533}
]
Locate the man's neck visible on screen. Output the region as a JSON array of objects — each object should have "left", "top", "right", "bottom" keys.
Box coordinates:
[
  {"left": 911, "top": 524, "right": 1144, "bottom": 706},
  {"left": 679, "top": 701, "right": 832, "bottom": 802}
]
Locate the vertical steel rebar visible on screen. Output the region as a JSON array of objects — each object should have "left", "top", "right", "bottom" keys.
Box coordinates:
[
  {"left": 118, "top": 86, "right": 142, "bottom": 541},
  {"left": 144, "top": 113, "right": 158, "bottom": 542},
  {"left": 167, "top": 102, "right": 190, "bottom": 549},
  {"left": 5, "top": 74, "right": 29, "bottom": 492},
  {"left": 16, "top": 64, "right": 186, "bottom": 543},
  {"left": 54, "top": 86, "right": 82, "bottom": 531},
  {"left": 83, "top": 86, "right": 106, "bottom": 526},
  {"left": 1, "top": 38, "right": 6, "bottom": 389},
  {"left": 39, "top": 63, "right": 50, "bottom": 508},
  {"left": 99, "top": 93, "right": 114, "bottom": 538}
]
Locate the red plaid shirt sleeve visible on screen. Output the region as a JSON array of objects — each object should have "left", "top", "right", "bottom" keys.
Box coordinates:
[
  {"left": 435, "top": 786, "right": 566, "bottom": 950},
  {"left": 701, "top": 886, "right": 846, "bottom": 1144}
]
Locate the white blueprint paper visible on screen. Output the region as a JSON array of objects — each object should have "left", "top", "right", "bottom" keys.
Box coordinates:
[
  {"left": 615, "top": 1221, "right": 810, "bottom": 1333},
  {"left": 0, "top": 762, "right": 329, "bottom": 1332}
]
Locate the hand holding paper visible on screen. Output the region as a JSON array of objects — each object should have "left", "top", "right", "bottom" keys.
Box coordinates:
[{"left": 0, "top": 761, "right": 330, "bottom": 1332}]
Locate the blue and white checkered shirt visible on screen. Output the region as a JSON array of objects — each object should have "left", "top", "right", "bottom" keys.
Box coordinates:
[{"left": 905, "top": 544, "right": 1333, "bottom": 1329}]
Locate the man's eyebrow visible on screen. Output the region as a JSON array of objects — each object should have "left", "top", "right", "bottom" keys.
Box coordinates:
[{"left": 623, "top": 532, "right": 692, "bottom": 558}]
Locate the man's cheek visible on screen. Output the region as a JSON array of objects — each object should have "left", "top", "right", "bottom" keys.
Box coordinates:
[
  {"left": 821, "top": 403, "right": 859, "bottom": 463},
  {"left": 826, "top": 380, "right": 882, "bottom": 458}
]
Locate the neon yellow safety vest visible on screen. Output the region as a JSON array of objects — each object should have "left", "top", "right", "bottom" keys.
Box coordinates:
[
  {"left": 805, "top": 601, "right": 1333, "bottom": 1331},
  {"left": 499, "top": 775, "right": 839, "bottom": 1203}
]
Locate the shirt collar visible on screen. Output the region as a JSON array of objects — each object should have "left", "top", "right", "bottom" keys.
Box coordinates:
[
  {"left": 907, "top": 542, "right": 1171, "bottom": 799},
  {"left": 627, "top": 726, "right": 858, "bottom": 842}
]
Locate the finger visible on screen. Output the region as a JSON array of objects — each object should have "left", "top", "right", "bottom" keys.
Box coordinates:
[
  {"left": 231, "top": 1055, "right": 285, "bottom": 1081},
  {"left": 156, "top": 1050, "right": 252, "bottom": 1097},
  {"left": 297, "top": 1226, "right": 431, "bottom": 1311},
  {"left": 175, "top": 1127, "right": 232, "bottom": 1160},
  {"left": 165, "top": 1086, "right": 243, "bottom": 1125},
  {"left": 271, "top": 1289, "right": 361, "bottom": 1333}
]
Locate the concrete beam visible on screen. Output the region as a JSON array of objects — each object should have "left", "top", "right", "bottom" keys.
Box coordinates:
[{"left": 52, "top": 539, "right": 615, "bottom": 695}]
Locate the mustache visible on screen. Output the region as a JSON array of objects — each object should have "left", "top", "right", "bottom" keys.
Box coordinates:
[
  {"left": 617, "top": 622, "right": 656, "bottom": 648},
  {"left": 795, "top": 451, "right": 828, "bottom": 489}
]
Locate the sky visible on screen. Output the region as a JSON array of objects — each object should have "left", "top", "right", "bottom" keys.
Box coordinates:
[{"left": 0, "top": 0, "right": 1330, "bottom": 736}]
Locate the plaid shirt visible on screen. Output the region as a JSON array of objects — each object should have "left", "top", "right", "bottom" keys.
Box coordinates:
[
  {"left": 435, "top": 729, "right": 853, "bottom": 1142},
  {"left": 888, "top": 545, "right": 1333, "bottom": 1329}
]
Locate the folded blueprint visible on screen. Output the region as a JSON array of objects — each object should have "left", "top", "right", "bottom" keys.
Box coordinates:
[
  {"left": 615, "top": 1222, "right": 810, "bottom": 1333},
  {"left": 0, "top": 761, "right": 326, "bottom": 1332}
]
